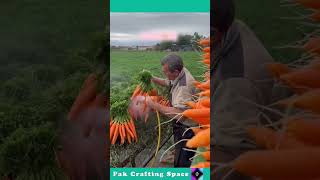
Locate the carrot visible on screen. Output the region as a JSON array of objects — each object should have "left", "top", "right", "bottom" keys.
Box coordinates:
[
  {"left": 110, "top": 122, "right": 116, "bottom": 140},
  {"left": 68, "top": 74, "right": 98, "bottom": 121},
  {"left": 278, "top": 89, "right": 320, "bottom": 114},
  {"left": 203, "top": 53, "right": 210, "bottom": 59},
  {"left": 121, "top": 124, "right": 126, "bottom": 144},
  {"left": 124, "top": 123, "right": 134, "bottom": 138},
  {"left": 233, "top": 148, "right": 320, "bottom": 179},
  {"left": 148, "top": 89, "right": 158, "bottom": 96},
  {"left": 199, "top": 39, "right": 210, "bottom": 46},
  {"left": 198, "top": 90, "right": 210, "bottom": 97},
  {"left": 193, "top": 81, "right": 201, "bottom": 86},
  {"left": 246, "top": 126, "right": 304, "bottom": 149},
  {"left": 202, "top": 151, "right": 210, "bottom": 161},
  {"left": 199, "top": 98, "right": 210, "bottom": 107},
  {"left": 202, "top": 59, "right": 210, "bottom": 65},
  {"left": 186, "top": 128, "right": 210, "bottom": 148},
  {"left": 286, "top": 118, "right": 320, "bottom": 146},
  {"left": 89, "top": 93, "right": 107, "bottom": 108},
  {"left": 265, "top": 63, "right": 291, "bottom": 79},
  {"left": 111, "top": 124, "right": 119, "bottom": 144},
  {"left": 296, "top": 0, "right": 320, "bottom": 9},
  {"left": 127, "top": 132, "right": 132, "bottom": 144},
  {"left": 198, "top": 80, "right": 210, "bottom": 89},
  {"left": 119, "top": 124, "right": 124, "bottom": 144},
  {"left": 279, "top": 68, "right": 320, "bottom": 93},
  {"left": 203, "top": 47, "right": 210, "bottom": 53},
  {"left": 131, "top": 85, "right": 141, "bottom": 99},
  {"left": 191, "top": 161, "right": 210, "bottom": 168},
  {"left": 303, "top": 37, "right": 320, "bottom": 55},
  {"left": 190, "top": 117, "right": 210, "bottom": 125},
  {"left": 182, "top": 108, "right": 210, "bottom": 119},
  {"left": 129, "top": 119, "right": 138, "bottom": 141}
]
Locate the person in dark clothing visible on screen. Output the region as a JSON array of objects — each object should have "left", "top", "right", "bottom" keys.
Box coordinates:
[{"left": 211, "top": 0, "right": 274, "bottom": 179}]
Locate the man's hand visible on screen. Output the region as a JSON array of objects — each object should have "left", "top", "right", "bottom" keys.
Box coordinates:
[{"left": 57, "top": 73, "right": 108, "bottom": 179}]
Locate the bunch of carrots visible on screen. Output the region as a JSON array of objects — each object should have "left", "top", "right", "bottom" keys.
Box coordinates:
[
  {"left": 223, "top": 2, "right": 320, "bottom": 179},
  {"left": 110, "top": 100, "right": 137, "bottom": 145},
  {"left": 182, "top": 38, "right": 211, "bottom": 168},
  {"left": 130, "top": 70, "right": 170, "bottom": 122}
]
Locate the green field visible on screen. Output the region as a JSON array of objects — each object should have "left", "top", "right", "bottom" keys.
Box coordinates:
[
  {"left": 111, "top": 50, "right": 206, "bottom": 87},
  {"left": 236, "top": 0, "right": 312, "bottom": 63}
]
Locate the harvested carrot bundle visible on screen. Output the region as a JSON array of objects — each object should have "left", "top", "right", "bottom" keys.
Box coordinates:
[
  {"left": 233, "top": 148, "right": 320, "bottom": 179},
  {"left": 286, "top": 117, "right": 320, "bottom": 146},
  {"left": 246, "top": 126, "right": 304, "bottom": 149},
  {"left": 186, "top": 128, "right": 210, "bottom": 148},
  {"left": 277, "top": 89, "right": 320, "bottom": 114},
  {"left": 265, "top": 63, "right": 291, "bottom": 79}
]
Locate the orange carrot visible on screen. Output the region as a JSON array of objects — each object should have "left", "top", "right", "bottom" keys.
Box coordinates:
[
  {"left": 278, "top": 89, "right": 320, "bottom": 114},
  {"left": 202, "top": 59, "right": 210, "bottom": 65},
  {"left": 199, "top": 98, "right": 210, "bottom": 107},
  {"left": 198, "top": 80, "right": 210, "bottom": 89},
  {"left": 303, "top": 37, "right": 320, "bottom": 55},
  {"left": 296, "top": 0, "right": 320, "bottom": 9},
  {"left": 191, "top": 161, "right": 210, "bottom": 168},
  {"left": 127, "top": 132, "right": 132, "bottom": 144},
  {"left": 124, "top": 123, "right": 135, "bottom": 138},
  {"left": 131, "top": 85, "right": 141, "bottom": 99},
  {"left": 203, "top": 47, "right": 210, "bottom": 53},
  {"left": 186, "top": 128, "right": 210, "bottom": 148},
  {"left": 202, "top": 151, "right": 210, "bottom": 161},
  {"left": 246, "top": 126, "right": 304, "bottom": 149},
  {"left": 148, "top": 89, "right": 158, "bottom": 96},
  {"left": 265, "top": 63, "right": 291, "bottom": 79},
  {"left": 203, "top": 53, "right": 210, "bottom": 59},
  {"left": 182, "top": 108, "right": 210, "bottom": 119},
  {"left": 68, "top": 74, "right": 98, "bottom": 121},
  {"left": 286, "top": 117, "right": 320, "bottom": 146},
  {"left": 111, "top": 124, "right": 119, "bottom": 144},
  {"left": 198, "top": 90, "right": 210, "bottom": 97},
  {"left": 199, "top": 39, "right": 210, "bottom": 46},
  {"left": 110, "top": 122, "right": 116, "bottom": 140},
  {"left": 279, "top": 69, "right": 320, "bottom": 93},
  {"left": 119, "top": 124, "right": 125, "bottom": 144},
  {"left": 233, "top": 148, "right": 320, "bottom": 179}
]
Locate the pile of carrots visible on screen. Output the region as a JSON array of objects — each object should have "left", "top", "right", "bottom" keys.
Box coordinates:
[
  {"left": 182, "top": 38, "right": 211, "bottom": 168},
  {"left": 227, "top": 2, "right": 320, "bottom": 178}
]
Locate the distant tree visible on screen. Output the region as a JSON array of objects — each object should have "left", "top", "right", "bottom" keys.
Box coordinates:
[
  {"left": 176, "top": 34, "right": 193, "bottom": 46},
  {"left": 159, "top": 41, "right": 174, "bottom": 50}
]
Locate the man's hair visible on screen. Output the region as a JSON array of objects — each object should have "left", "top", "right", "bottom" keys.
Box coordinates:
[
  {"left": 161, "top": 54, "right": 184, "bottom": 73},
  {"left": 212, "top": 0, "right": 235, "bottom": 33}
]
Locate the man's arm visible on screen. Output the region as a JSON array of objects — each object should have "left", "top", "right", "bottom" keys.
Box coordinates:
[
  {"left": 151, "top": 77, "right": 169, "bottom": 87},
  {"left": 147, "top": 98, "right": 182, "bottom": 119}
]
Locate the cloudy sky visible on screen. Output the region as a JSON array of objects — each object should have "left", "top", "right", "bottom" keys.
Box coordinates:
[{"left": 111, "top": 13, "right": 210, "bottom": 46}]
